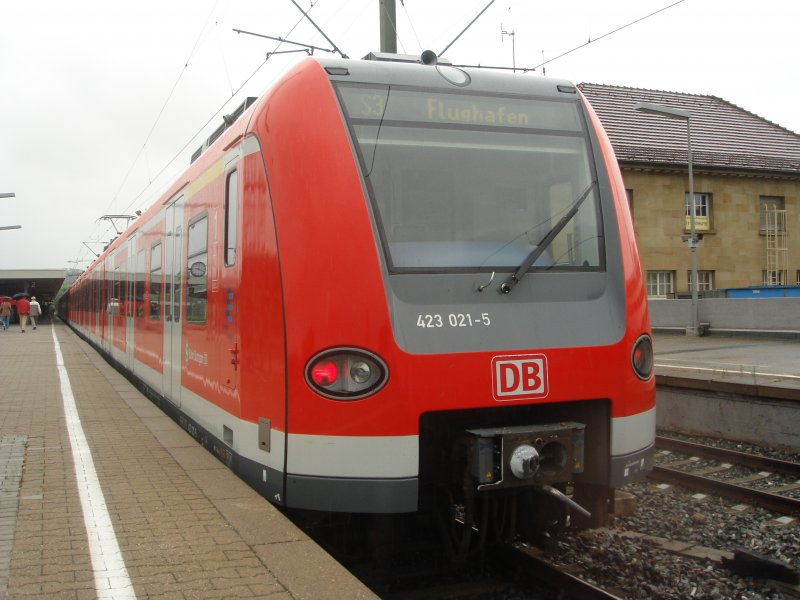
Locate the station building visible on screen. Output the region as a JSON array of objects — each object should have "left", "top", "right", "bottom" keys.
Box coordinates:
[{"left": 579, "top": 84, "right": 800, "bottom": 297}]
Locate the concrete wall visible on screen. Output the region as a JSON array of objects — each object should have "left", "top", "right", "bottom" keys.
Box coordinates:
[
  {"left": 649, "top": 298, "right": 800, "bottom": 335},
  {"left": 656, "top": 387, "right": 799, "bottom": 450}
]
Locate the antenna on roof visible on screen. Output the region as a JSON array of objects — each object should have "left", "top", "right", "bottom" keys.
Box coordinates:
[{"left": 500, "top": 24, "right": 515, "bottom": 72}]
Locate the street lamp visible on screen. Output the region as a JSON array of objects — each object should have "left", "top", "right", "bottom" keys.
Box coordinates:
[{"left": 634, "top": 102, "right": 702, "bottom": 336}]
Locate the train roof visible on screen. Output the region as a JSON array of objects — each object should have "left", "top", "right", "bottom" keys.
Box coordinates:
[
  {"left": 317, "top": 55, "right": 578, "bottom": 100},
  {"left": 73, "top": 54, "right": 582, "bottom": 286}
]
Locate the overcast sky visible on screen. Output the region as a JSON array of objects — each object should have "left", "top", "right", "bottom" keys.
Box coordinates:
[{"left": 2, "top": 0, "right": 798, "bottom": 270}]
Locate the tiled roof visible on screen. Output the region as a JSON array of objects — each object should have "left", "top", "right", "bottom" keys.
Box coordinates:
[{"left": 577, "top": 83, "right": 800, "bottom": 175}]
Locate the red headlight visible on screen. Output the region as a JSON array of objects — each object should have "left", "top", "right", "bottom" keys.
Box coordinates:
[
  {"left": 305, "top": 348, "right": 389, "bottom": 400},
  {"left": 311, "top": 360, "right": 338, "bottom": 387}
]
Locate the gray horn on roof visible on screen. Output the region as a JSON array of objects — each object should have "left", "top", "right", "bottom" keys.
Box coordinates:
[{"left": 420, "top": 50, "right": 438, "bottom": 65}]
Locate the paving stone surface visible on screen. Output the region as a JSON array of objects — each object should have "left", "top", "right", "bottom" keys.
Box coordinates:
[{"left": 0, "top": 322, "right": 377, "bottom": 599}]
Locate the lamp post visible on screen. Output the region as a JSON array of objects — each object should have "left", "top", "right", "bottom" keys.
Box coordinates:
[{"left": 634, "top": 102, "right": 702, "bottom": 336}]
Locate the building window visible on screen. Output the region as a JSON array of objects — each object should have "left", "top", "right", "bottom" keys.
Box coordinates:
[
  {"left": 150, "top": 242, "right": 162, "bottom": 320},
  {"left": 685, "top": 193, "right": 711, "bottom": 231},
  {"left": 687, "top": 270, "right": 714, "bottom": 292},
  {"left": 760, "top": 196, "right": 785, "bottom": 232},
  {"left": 762, "top": 270, "right": 787, "bottom": 286},
  {"left": 625, "top": 189, "right": 633, "bottom": 219},
  {"left": 186, "top": 215, "right": 208, "bottom": 324},
  {"left": 647, "top": 271, "right": 674, "bottom": 298}
]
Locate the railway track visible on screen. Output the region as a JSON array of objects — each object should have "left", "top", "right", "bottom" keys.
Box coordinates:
[
  {"left": 374, "top": 543, "right": 632, "bottom": 599},
  {"left": 307, "top": 512, "right": 637, "bottom": 599},
  {"left": 510, "top": 544, "right": 627, "bottom": 600},
  {"left": 651, "top": 435, "right": 800, "bottom": 515},
  {"left": 655, "top": 435, "right": 800, "bottom": 477},
  {"left": 307, "top": 435, "right": 800, "bottom": 599}
]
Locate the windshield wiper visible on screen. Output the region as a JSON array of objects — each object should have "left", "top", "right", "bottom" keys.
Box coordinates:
[{"left": 499, "top": 180, "right": 597, "bottom": 294}]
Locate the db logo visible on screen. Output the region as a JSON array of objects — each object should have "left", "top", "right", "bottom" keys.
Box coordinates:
[{"left": 491, "top": 354, "right": 548, "bottom": 401}]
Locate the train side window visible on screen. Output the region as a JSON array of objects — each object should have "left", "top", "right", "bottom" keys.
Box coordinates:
[
  {"left": 224, "top": 170, "right": 238, "bottom": 266},
  {"left": 150, "top": 242, "right": 162, "bottom": 320},
  {"left": 135, "top": 251, "right": 145, "bottom": 319},
  {"left": 105, "top": 270, "right": 113, "bottom": 314},
  {"left": 114, "top": 266, "right": 122, "bottom": 313},
  {"left": 186, "top": 215, "right": 208, "bottom": 324}
]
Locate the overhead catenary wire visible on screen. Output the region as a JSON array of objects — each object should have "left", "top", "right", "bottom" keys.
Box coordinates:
[
  {"left": 216, "top": 20, "right": 236, "bottom": 98},
  {"left": 533, "top": 0, "right": 687, "bottom": 71},
  {"left": 288, "top": 0, "right": 348, "bottom": 58},
  {"left": 439, "top": 0, "right": 496, "bottom": 57},
  {"left": 398, "top": 0, "right": 423, "bottom": 53},
  {"left": 103, "top": 0, "right": 222, "bottom": 217},
  {"left": 76, "top": 3, "right": 325, "bottom": 267},
  {"left": 233, "top": 28, "right": 338, "bottom": 54}
]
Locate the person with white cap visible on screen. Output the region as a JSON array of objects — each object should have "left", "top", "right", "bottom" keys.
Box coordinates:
[{"left": 29, "top": 296, "right": 41, "bottom": 330}]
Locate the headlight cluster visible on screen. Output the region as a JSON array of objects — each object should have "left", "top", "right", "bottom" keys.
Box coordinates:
[
  {"left": 305, "top": 348, "right": 388, "bottom": 400},
  {"left": 631, "top": 334, "right": 654, "bottom": 380}
]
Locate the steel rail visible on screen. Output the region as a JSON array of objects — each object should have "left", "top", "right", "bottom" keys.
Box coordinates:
[
  {"left": 656, "top": 435, "right": 800, "bottom": 478},
  {"left": 649, "top": 466, "right": 800, "bottom": 516},
  {"left": 511, "top": 545, "right": 626, "bottom": 600}
]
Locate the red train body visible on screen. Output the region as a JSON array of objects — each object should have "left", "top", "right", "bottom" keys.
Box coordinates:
[{"left": 64, "top": 56, "right": 655, "bottom": 527}]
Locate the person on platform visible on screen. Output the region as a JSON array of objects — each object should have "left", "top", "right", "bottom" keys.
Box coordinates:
[
  {"left": 0, "top": 298, "right": 12, "bottom": 331},
  {"left": 29, "top": 296, "right": 41, "bottom": 330},
  {"left": 16, "top": 295, "right": 30, "bottom": 332}
]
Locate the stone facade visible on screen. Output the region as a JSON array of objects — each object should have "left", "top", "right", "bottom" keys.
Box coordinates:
[
  {"left": 577, "top": 83, "right": 800, "bottom": 296},
  {"left": 624, "top": 168, "right": 800, "bottom": 292}
]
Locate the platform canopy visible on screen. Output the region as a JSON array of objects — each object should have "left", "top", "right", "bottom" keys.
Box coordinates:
[{"left": 0, "top": 269, "right": 66, "bottom": 303}]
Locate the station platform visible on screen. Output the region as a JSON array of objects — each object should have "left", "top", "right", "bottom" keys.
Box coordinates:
[
  {"left": 653, "top": 332, "right": 800, "bottom": 400},
  {"left": 1, "top": 324, "right": 796, "bottom": 599},
  {"left": 0, "top": 321, "right": 377, "bottom": 599}
]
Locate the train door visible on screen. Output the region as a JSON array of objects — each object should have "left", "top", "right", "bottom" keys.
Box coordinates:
[
  {"left": 124, "top": 237, "right": 136, "bottom": 370},
  {"left": 163, "top": 196, "right": 184, "bottom": 405},
  {"left": 95, "top": 272, "right": 103, "bottom": 336},
  {"left": 111, "top": 250, "right": 127, "bottom": 355},
  {"left": 219, "top": 166, "right": 240, "bottom": 394},
  {"left": 100, "top": 260, "right": 109, "bottom": 347},
  {"left": 103, "top": 259, "right": 116, "bottom": 354}
]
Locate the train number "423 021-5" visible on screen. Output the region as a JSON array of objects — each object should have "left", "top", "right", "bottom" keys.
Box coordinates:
[{"left": 416, "top": 313, "right": 491, "bottom": 328}]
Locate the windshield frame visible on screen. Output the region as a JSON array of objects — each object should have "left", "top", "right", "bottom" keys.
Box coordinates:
[{"left": 334, "top": 81, "right": 606, "bottom": 275}]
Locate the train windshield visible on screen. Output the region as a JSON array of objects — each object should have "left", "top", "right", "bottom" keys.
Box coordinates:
[{"left": 336, "top": 84, "right": 603, "bottom": 272}]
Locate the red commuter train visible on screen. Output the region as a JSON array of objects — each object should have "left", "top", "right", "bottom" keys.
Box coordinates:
[{"left": 63, "top": 53, "right": 655, "bottom": 537}]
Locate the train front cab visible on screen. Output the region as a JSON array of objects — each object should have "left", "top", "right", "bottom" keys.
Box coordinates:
[{"left": 258, "top": 57, "right": 655, "bottom": 526}]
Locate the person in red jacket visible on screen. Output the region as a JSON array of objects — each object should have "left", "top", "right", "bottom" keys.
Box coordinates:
[
  {"left": 16, "top": 296, "right": 30, "bottom": 332},
  {"left": 0, "top": 298, "right": 12, "bottom": 331}
]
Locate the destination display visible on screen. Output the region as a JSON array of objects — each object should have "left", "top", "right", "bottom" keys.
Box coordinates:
[{"left": 337, "top": 85, "right": 582, "bottom": 132}]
